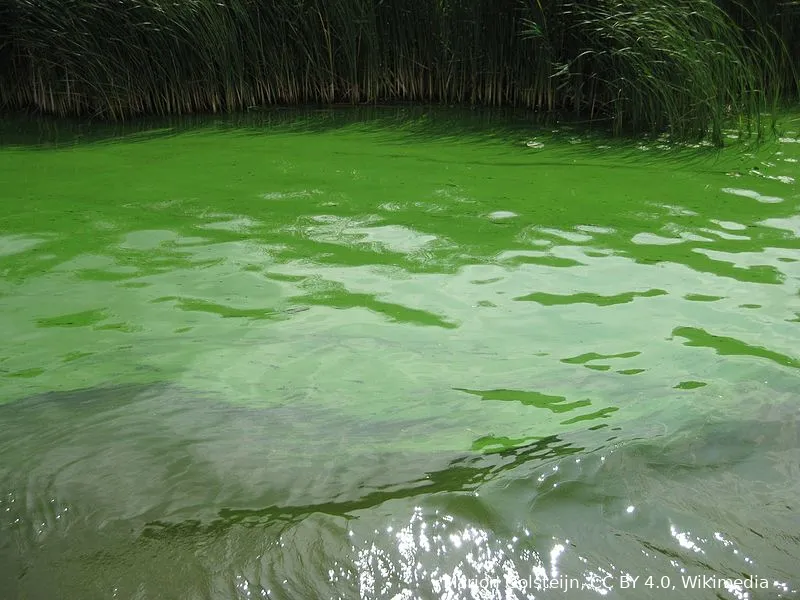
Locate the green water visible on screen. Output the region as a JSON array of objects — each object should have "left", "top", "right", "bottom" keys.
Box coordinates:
[{"left": 0, "top": 110, "right": 799, "bottom": 599}]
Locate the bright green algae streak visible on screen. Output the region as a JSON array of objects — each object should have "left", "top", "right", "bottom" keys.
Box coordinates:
[{"left": 0, "top": 111, "right": 799, "bottom": 599}]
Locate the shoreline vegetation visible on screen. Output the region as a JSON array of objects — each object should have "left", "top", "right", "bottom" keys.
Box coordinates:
[{"left": 0, "top": 0, "right": 797, "bottom": 144}]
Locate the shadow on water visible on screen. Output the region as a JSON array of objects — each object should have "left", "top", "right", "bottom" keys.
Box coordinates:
[
  {"left": 0, "top": 105, "right": 765, "bottom": 171},
  {"left": 0, "top": 106, "right": 557, "bottom": 148}
]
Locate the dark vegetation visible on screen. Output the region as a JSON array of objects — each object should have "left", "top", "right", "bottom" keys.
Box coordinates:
[{"left": 0, "top": 0, "right": 798, "bottom": 144}]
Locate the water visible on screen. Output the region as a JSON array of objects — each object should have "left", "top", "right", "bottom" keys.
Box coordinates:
[{"left": 0, "top": 109, "right": 798, "bottom": 599}]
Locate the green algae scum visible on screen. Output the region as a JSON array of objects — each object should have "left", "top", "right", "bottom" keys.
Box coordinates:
[{"left": 0, "top": 109, "right": 799, "bottom": 599}]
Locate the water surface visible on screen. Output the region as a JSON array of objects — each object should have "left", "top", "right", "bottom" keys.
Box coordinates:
[{"left": 1, "top": 110, "right": 799, "bottom": 599}]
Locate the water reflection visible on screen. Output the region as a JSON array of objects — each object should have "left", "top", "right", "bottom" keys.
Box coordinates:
[{"left": 0, "top": 112, "right": 798, "bottom": 598}]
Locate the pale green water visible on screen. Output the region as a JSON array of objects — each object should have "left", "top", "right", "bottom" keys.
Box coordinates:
[{"left": 0, "top": 110, "right": 799, "bottom": 599}]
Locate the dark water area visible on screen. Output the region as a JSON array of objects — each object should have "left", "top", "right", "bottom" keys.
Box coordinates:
[{"left": 0, "top": 109, "right": 798, "bottom": 599}]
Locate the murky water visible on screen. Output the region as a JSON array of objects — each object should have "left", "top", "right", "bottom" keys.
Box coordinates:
[{"left": 1, "top": 110, "right": 798, "bottom": 599}]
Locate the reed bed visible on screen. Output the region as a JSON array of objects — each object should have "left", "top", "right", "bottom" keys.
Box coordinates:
[{"left": 0, "top": 0, "right": 794, "bottom": 143}]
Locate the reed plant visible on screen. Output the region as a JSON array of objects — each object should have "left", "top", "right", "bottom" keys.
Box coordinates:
[
  {"left": 551, "top": 0, "right": 773, "bottom": 141},
  {"left": 0, "top": 0, "right": 792, "bottom": 143},
  {"left": 718, "top": 0, "right": 800, "bottom": 99}
]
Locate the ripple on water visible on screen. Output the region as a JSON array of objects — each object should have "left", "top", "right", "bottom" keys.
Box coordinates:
[
  {"left": 487, "top": 210, "right": 519, "bottom": 220},
  {"left": 350, "top": 224, "right": 440, "bottom": 254},
  {"left": 721, "top": 187, "right": 784, "bottom": 204},
  {"left": 111, "top": 415, "right": 797, "bottom": 600},
  {"left": 761, "top": 213, "right": 800, "bottom": 236},
  {"left": 262, "top": 189, "right": 323, "bottom": 200},
  {"left": 631, "top": 232, "right": 686, "bottom": 245},
  {"left": 1, "top": 114, "right": 799, "bottom": 599},
  {"left": 0, "top": 234, "right": 49, "bottom": 257}
]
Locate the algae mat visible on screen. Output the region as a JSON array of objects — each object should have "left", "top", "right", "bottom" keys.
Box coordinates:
[{"left": 0, "top": 110, "right": 798, "bottom": 599}]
